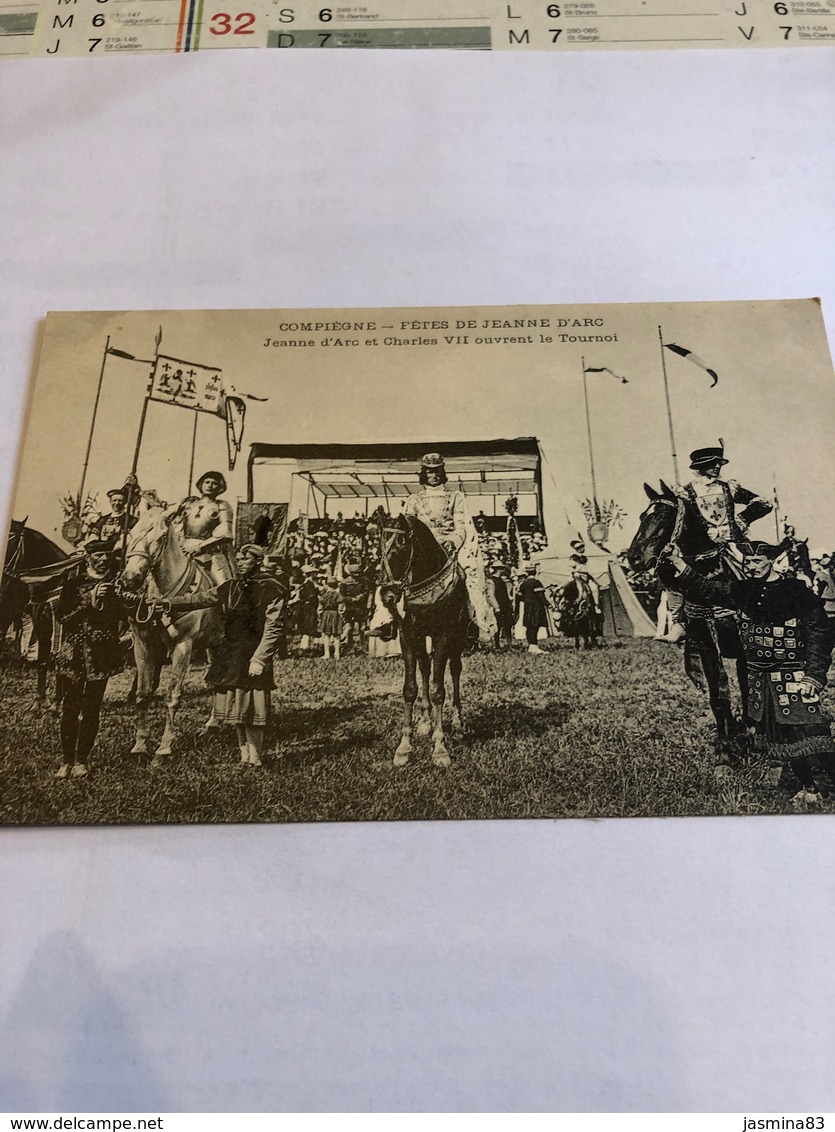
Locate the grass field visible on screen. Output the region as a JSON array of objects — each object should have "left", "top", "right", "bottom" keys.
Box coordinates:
[{"left": 2, "top": 636, "right": 834, "bottom": 825}]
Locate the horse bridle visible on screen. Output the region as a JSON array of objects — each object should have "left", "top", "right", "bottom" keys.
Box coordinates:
[
  {"left": 121, "top": 522, "right": 201, "bottom": 621},
  {"left": 378, "top": 520, "right": 413, "bottom": 591},
  {"left": 4, "top": 528, "right": 24, "bottom": 576},
  {"left": 646, "top": 494, "right": 725, "bottom": 569}
]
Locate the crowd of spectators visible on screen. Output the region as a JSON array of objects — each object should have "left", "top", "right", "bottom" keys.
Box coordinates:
[{"left": 261, "top": 508, "right": 550, "bottom": 654}]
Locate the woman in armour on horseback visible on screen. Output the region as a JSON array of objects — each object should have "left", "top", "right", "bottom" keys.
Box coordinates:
[{"left": 402, "top": 452, "right": 495, "bottom": 642}]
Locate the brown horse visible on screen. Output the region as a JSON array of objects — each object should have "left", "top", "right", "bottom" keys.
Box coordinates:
[
  {"left": 627, "top": 482, "right": 748, "bottom": 746},
  {"left": 376, "top": 513, "right": 470, "bottom": 767},
  {"left": 1, "top": 520, "right": 80, "bottom": 704}
]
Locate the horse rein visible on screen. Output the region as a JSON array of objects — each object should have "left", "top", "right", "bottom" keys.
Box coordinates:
[
  {"left": 378, "top": 522, "right": 413, "bottom": 591},
  {"left": 120, "top": 523, "right": 206, "bottom": 622}
]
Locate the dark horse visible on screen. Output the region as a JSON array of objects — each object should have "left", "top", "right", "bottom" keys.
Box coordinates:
[
  {"left": 627, "top": 482, "right": 748, "bottom": 746},
  {"left": 1, "top": 519, "right": 80, "bottom": 703},
  {"left": 376, "top": 513, "right": 470, "bottom": 767}
]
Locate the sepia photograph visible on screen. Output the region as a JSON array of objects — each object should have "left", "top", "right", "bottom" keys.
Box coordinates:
[{"left": 3, "top": 298, "right": 835, "bottom": 826}]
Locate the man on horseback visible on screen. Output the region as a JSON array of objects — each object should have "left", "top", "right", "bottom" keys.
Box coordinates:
[
  {"left": 681, "top": 442, "right": 772, "bottom": 558},
  {"left": 90, "top": 485, "right": 139, "bottom": 552},
  {"left": 657, "top": 442, "right": 773, "bottom": 642},
  {"left": 176, "top": 470, "right": 236, "bottom": 587},
  {"left": 402, "top": 452, "right": 494, "bottom": 642}
]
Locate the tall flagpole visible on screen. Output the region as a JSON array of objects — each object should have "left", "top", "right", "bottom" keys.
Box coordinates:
[
  {"left": 120, "top": 331, "right": 160, "bottom": 571},
  {"left": 773, "top": 475, "right": 781, "bottom": 541},
  {"left": 78, "top": 335, "right": 110, "bottom": 509},
  {"left": 188, "top": 410, "right": 198, "bottom": 493},
  {"left": 658, "top": 325, "right": 680, "bottom": 484},
  {"left": 581, "top": 357, "right": 599, "bottom": 517}
]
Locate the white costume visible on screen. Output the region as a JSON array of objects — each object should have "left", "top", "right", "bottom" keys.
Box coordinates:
[{"left": 403, "top": 484, "right": 495, "bottom": 641}]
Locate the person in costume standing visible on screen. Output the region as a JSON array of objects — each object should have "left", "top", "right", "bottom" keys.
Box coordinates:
[
  {"left": 402, "top": 452, "right": 494, "bottom": 642},
  {"left": 515, "top": 563, "right": 550, "bottom": 655},
  {"left": 206, "top": 544, "right": 286, "bottom": 766},
  {"left": 559, "top": 558, "right": 603, "bottom": 650},
  {"left": 489, "top": 563, "right": 516, "bottom": 649},
  {"left": 659, "top": 540, "right": 835, "bottom": 805},
  {"left": 339, "top": 561, "right": 371, "bottom": 655},
  {"left": 53, "top": 540, "right": 135, "bottom": 779},
  {"left": 318, "top": 575, "right": 343, "bottom": 660},
  {"left": 295, "top": 563, "right": 319, "bottom": 650}
]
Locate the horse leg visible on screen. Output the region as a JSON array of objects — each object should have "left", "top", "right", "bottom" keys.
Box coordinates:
[
  {"left": 156, "top": 638, "right": 192, "bottom": 758},
  {"left": 130, "top": 632, "right": 154, "bottom": 755},
  {"left": 394, "top": 636, "right": 418, "bottom": 766},
  {"left": 430, "top": 640, "right": 451, "bottom": 767},
  {"left": 415, "top": 639, "right": 432, "bottom": 737},
  {"left": 449, "top": 649, "right": 463, "bottom": 733},
  {"left": 735, "top": 656, "right": 750, "bottom": 730},
  {"left": 695, "top": 626, "right": 734, "bottom": 749}
]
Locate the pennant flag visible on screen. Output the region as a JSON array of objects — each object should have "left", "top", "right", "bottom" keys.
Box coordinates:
[
  {"left": 663, "top": 343, "right": 718, "bottom": 386},
  {"left": 149, "top": 354, "right": 224, "bottom": 413},
  {"left": 223, "top": 395, "right": 246, "bottom": 471},
  {"left": 584, "top": 365, "right": 628, "bottom": 384}
]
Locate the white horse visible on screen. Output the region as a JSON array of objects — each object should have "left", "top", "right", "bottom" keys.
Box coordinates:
[{"left": 120, "top": 507, "right": 220, "bottom": 761}]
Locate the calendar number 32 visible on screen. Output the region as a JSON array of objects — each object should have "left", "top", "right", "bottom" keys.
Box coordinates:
[{"left": 209, "top": 12, "right": 256, "bottom": 33}]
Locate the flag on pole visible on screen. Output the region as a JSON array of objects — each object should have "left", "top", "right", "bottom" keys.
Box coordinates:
[
  {"left": 149, "top": 354, "right": 224, "bottom": 413},
  {"left": 584, "top": 365, "right": 628, "bottom": 384},
  {"left": 662, "top": 343, "right": 719, "bottom": 386},
  {"left": 222, "top": 395, "right": 246, "bottom": 471}
]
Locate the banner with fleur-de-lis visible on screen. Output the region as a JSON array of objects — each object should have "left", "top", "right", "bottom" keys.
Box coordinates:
[{"left": 149, "top": 354, "right": 224, "bottom": 414}]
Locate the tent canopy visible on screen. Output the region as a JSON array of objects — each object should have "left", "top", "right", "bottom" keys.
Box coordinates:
[{"left": 247, "top": 438, "right": 545, "bottom": 521}]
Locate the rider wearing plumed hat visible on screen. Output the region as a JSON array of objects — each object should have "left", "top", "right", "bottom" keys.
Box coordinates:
[{"left": 402, "top": 451, "right": 495, "bottom": 641}]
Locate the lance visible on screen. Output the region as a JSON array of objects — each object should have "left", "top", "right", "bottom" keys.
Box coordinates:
[
  {"left": 119, "top": 329, "right": 161, "bottom": 571},
  {"left": 77, "top": 335, "right": 110, "bottom": 514},
  {"left": 658, "top": 325, "right": 680, "bottom": 485},
  {"left": 581, "top": 356, "right": 600, "bottom": 519}
]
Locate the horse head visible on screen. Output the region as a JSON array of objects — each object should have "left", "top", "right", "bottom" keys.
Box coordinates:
[
  {"left": 120, "top": 507, "right": 172, "bottom": 592},
  {"left": 627, "top": 482, "right": 679, "bottom": 572},
  {"left": 4, "top": 519, "right": 27, "bottom": 574}
]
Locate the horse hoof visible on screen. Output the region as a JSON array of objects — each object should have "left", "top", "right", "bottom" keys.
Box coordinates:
[
  {"left": 54, "top": 763, "right": 70, "bottom": 780},
  {"left": 393, "top": 752, "right": 410, "bottom": 767},
  {"left": 130, "top": 743, "right": 148, "bottom": 755},
  {"left": 70, "top": 763, "right": 88, "bottom": 779},
  {"left": 432, "top": 752, "right": 452, "bottom": 768},
  {"left": 416, "top": 719, "right": 431, "bottom": 737},
  {"left": 155, "top": 745, "right": 172, "bottom": 757}
]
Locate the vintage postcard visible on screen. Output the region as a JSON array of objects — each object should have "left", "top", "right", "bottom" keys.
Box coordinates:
[{"left": 2, "top": 299, "right": 834, "bottom": 825}]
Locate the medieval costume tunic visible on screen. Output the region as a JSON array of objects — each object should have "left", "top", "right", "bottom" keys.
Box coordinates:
[
  {"left": 665, "top": 564, "right": 835, "bottom": 766},
  {"left": 207, "top": 575, "right": 285, "bottom": 728},
  {"left": 91, "top": 509, "right": 138, "bottom": 552},
  {"left": 516, "top": 572, "right": 550, "bottom": 646},
  {"left": 55, "top": 569, "right": 131, "bottom": 768},
  {"left": 296, "top": 575, "right": 320, "bottom": 638},
  {"left": 318, "top": 582, "right": 343, "bottom": 637},
  {"left": 403, "top": 484, "right": 494, "bottom": 640},
  {"left": 559, "top": 572, "right": 603, "bottom": 645},
  {"left": 339, "top": 573, "right": 371, "bottom": 627},
  {"left": 679, "top": 473, "right": 772, "bottom": 552}
]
